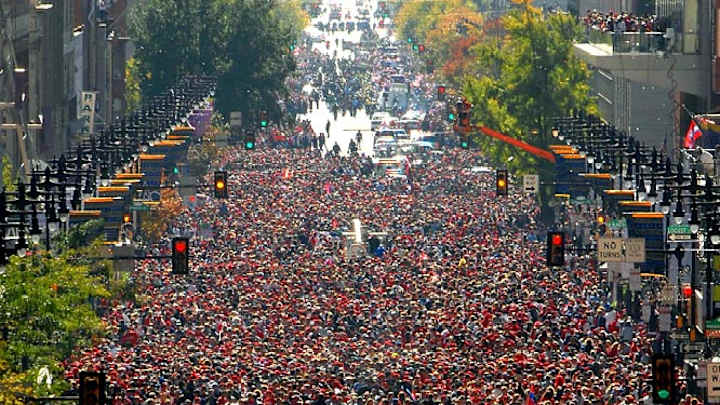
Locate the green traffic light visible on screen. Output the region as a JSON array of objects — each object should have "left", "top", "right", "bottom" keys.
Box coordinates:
[
  {"left": 461, "top": 142, "right": 468, "bottom": 149},
  {"left": 246, "top": 141, "right": 255, "bottom": 149},
  {"left": 261, "top": 121, "right": 267, "bottom": 127},
  {"left": 407, "top": 37, "right": 413, "bottom": 43},
  {"left": 173, "top": 167, "right": 179, "bottom": 174},
  {"left": 448, "top": 113, "right": 455, "bottom": 120},
  {"left": 413, "top": 44, "right": 418, "bottom": 51},
  {"left": 657, "top": 390, "right": 670, "bottom": 399}
]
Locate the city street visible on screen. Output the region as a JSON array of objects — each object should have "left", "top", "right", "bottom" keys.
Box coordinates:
[
  {"left": 58, "top": 4, "right": 661, "bottom": 404},
  {"left": 1, "top": 0, "right": 710, "bottom": 403},
  {"left": 297, "top": 0, "right": 386, "bottom": 156}
]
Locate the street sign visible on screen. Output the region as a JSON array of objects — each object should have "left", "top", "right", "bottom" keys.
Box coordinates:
[
  {"left": 598, "top": 237, "right": 624, "bottom": 262},
  {"left": 129, "top": 203, "right": 150, "bottom": 212},
  {"left": 684, "top": 342, "right": 705, "bottom": 352},
  {"left": 659, "top": 285, "right": 677, "bottom": 305},
  {"left": 671, "top": 331, "right": 689, "bottom": 340},
  {"left": 624, "top": 238, "right": 646, "bottom": 263},
  {"left": 523, "top": 174, "right": 539, "bottom": 194},
  {"left": 230, "top": 111, "right": 242, "bottom": 127},
  {"left": 668, "top": 224, "right": 692, "bottom": 241},
  {"left": 707, "top": 363, "right": 720, "bottom": 398},
  {"left": 608, "top": 218, "right": 627, "bottom": 230},
  {"left": 698, "top": 360, "right": 707, "bottom": 388}
]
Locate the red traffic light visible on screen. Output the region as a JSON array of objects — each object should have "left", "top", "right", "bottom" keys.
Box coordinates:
[
  {"left": 418, "top": 44, "right": 425, "bottom": 52},
  {"left": 173, "top": 239, "right": 187, "bottom": 254},
  {"left": 438, "top": 86, "right": 445, "bottom": 94},
  {"left": 547, "top": 231, "right": 566, "bottom": 267}
]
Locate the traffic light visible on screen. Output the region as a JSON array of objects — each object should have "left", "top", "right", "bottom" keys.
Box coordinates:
[
  {"left": 172, "top": 166, "right": 180, "bottom": 174},
  {"left": 214, "top": 171, "right": 228, "bottom": 199},
  {"left": 171, "top": 237, "right": 190, "bottom": 275},
  {"left": 259, "top": 111, "right": 268, "bottom": 128},
  {"left": 437, "top": 85, "right": 446, "bottom": 101},
  {"left": 546, "top": 231, "right": 565, "bottom": 267},
  {"left": 460, "top": 135, "right": 469, "bottom": 149},
  {"left": 418, "top": 44, "right": 425, "bottom": 53},
  {"left": 244, "top": 131, "right": 256, "bottom": 150},
  {"left": 407, "top": 37, "right": 413, "bottom": 43},
  {"left": 597, "top": 212, "right": 607, "bottom": 235},
  {"left": 122, "top": 213, "right": 131, "bottom": 224},
  {"left": 79, "top": 371, "right": 106, "bottom": 405},
  {"left": 455, "top": 101, "right": 463, "bottom": 125},
  {"left": 412, "top": 44, "right": 419, "bottom": 52},
  {"left": 651, "top": 354, "right": 676, "bottom": 404},
  {"left": 496, "top": 169, "right": 508, "bottom": 196}
]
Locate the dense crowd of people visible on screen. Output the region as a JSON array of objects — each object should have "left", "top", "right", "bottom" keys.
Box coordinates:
[
  {"left": 57, "top": 1, "right": 709, "bottom": 404},
  {"left": 62, "top": 143, "right": 680, "bottom": 404},
  {"left": 582, "top": 10, "right": 669, "bottom": 33}
]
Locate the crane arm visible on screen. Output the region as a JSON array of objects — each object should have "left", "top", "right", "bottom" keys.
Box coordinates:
[{"left": 457, "top": 124, "right": 556, "bottom": 163}]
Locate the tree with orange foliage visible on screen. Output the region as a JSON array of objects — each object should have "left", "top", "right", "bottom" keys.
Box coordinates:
[
  {"left": 422, "top": 5, "right": 484, "bottom": 85},
  {"left": 139, "top": 188, "right": 184, "bottom": 243}
]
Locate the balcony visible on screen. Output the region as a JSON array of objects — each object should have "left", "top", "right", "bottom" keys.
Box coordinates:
[
  {"left": 584, "top": 30, "right": 672, "bottom": 55},
  {"left": 573, "top": 28, "right": 708, "bottom": 100}
]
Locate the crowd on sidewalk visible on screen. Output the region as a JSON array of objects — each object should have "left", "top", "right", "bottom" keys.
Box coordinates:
[
  {"left": 582, "top": 10, "right": 670, "bottom": 33},
  {"left": 61, "top": 144, "right": 696, "bottom": 404}
]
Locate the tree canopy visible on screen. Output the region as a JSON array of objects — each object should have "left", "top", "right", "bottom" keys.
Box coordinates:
[
  {"left": 129, "top": 0, "right": 307, "bottom": 118},
  {"left": 0, "top": 252, "right": 109, "bottom": 400},
  {"left": 463, "top": 6, "right": 596, "bottom": 174}
]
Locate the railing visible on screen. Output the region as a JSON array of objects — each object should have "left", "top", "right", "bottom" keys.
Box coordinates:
[{"left": 583, "top": 30, "right": 670, "bottom": 54}]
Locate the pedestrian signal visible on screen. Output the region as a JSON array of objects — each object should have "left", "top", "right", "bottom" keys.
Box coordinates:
[
  {"left": 496, "top": 169, "right": 508, "bottom": 196},
  {"left": 79, "top": 371, "right": 106, "bottom": 405},
  {"left": 546, "top": 231, "right": 565, "bottom": 267},
  {"left": 214, "top": 171, "right": 228, "bottom": 199},
  {"left": 651, "top": 354, "right": 676, "bottom": 404},
  {"left": 171, "top": 237, "right": 190, "bottom": 274}
]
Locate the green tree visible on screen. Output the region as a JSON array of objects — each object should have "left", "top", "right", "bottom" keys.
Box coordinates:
[
  {"left": 129, "top": 0, "right": 301, "bottom": 117},
  {"left": 1, "top": 156, "right": 17, "bottom": 193},
  {"left": 0, "top": 253, "right": 109, "bottom": 397},
  {"left": 213, "top": 0, "right": 297, "bottom": 119},
  {"left": 464, "top": 6, "right": 596, "bottom": 174},
  {"left": 124, "top": 57, "right": 142, "bottom": 113},
  {"left": 129, "top": 0, "right": 227, "bottom": 98}
]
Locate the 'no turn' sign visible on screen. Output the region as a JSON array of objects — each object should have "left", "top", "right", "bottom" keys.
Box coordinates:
[{"left": 707, "top": 362, "right": 720, "bottom": 398}]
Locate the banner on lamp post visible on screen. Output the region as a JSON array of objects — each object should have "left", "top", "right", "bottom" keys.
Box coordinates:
[{"left": 78, "top": 91, "right": 97, "bottom": 137}]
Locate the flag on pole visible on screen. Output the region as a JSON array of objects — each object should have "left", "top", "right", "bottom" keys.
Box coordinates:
[{"left": 683, "top": 118, "right": 704, "bottom": 148}]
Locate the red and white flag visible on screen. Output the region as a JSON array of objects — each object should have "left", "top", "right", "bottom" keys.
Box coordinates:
[{"left": 683, "top": 118, "right": 704, "bottom": 148}]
